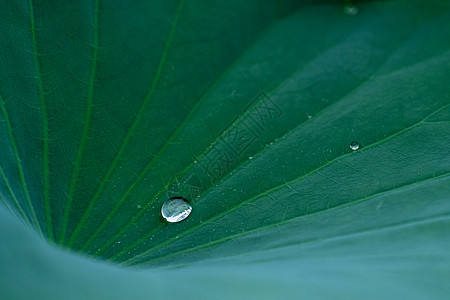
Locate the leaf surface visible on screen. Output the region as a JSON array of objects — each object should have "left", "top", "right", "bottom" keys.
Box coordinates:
[{"left": 0, "top": 0, "right": 449, "bottom": 299}]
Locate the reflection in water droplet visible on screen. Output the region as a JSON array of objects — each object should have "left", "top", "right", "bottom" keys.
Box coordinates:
[
  {"left": 343, "top": 5, "right": 359, "bottom": 16},
  {"left": 350, "top": 141, "right": 360, "bottom": 151},
  {"left": 161, "top": 197, "right": 192, "bottom": 223},
  {"left": 249, "top": 156, "right": 253, "bottom": 160}
]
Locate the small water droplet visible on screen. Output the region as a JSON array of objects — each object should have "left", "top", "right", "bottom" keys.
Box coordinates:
[
  {"left": 343, "top": 4, "right": 359, "bottom": 16},
  {"left": 194, "top": 160, "right": 198, "bottom": 164},
  {"left": 307, "top": 115, "right": 312, "bottom": 119},
  {"left": 350, "top": 141, "right": 360, "bottom": 150},
  {"left": 137, "top": 205, "right": 141, "bottom": 209},
  {"left": 249, "top": 156, "right": 253, "bottom": 160},
  {"left": 161, "top": 197, "right": 192, "bottom": 223}
]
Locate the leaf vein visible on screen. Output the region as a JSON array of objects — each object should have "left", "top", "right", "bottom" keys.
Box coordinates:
[
  {"left": 29, "top": 0, "right": 52, "bottom": 238},
  {"left": 126, "top": 172, "right": 450, "bottom": 266},
  {"left": 67, "top": 0, "right": 186, "bottom": 246},
  {"left": 59, "top": 0, "right": 100, "bottom": 244},
  {"left": 114, "top": 103, "right": 449, "bottom": 262}
]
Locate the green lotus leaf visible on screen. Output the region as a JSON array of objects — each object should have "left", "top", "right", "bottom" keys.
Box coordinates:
[{"left": 1, "top": 0, "right": 449, "bottom": 299}]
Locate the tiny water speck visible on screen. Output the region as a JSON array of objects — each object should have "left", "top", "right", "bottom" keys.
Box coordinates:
[
  {"left": 343, "top": 5, "right": 359, "bottom": 16},
  {"left": 350, "top": 141, "right": 360, "bottom": 150},
  {"left": 249, "top": 156, "right": 253, "bottom": 160},
  {"left": 161, "top": 197, "right": 192, "bottom": 223}
]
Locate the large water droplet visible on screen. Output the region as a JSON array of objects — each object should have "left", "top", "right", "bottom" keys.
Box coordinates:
[
  {"left": 350, "top": 141, "right": 360, "bottom": 151},
  {"left": 161, "top": 197, "right": 192, "bottom": 223}
]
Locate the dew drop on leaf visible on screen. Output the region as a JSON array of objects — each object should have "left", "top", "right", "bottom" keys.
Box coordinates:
[
  {"left": 343, "top": 4, "right": 359, "bottom": 16},
  {"left": 161, "top": 197, "right": 192, "bottom": 223},
  {"left": 350, "top": 141, "right": 360, "bottom": 151}
]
